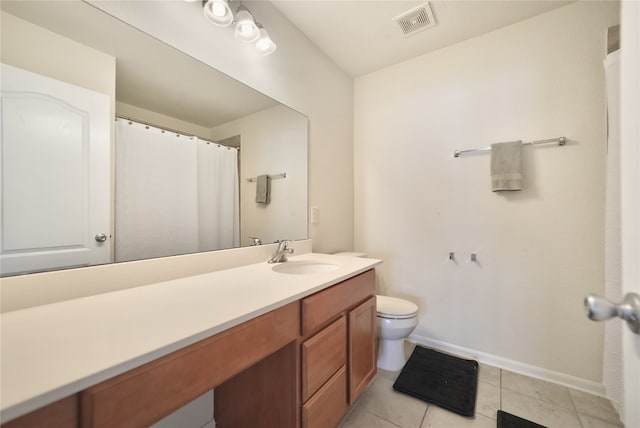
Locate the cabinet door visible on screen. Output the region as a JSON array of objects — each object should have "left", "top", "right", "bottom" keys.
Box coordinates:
[{"left": 348, "top": 296, "right": 377, "bottom": 403}]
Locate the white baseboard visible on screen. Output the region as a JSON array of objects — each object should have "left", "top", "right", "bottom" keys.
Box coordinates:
[{"left": 408, "top": 333, "right": 607, "bottom": 398}]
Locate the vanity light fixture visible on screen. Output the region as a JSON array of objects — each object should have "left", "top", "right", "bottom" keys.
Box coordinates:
[
  {"left": 192, "top": 0, "right": 277, "bottom": 55},
  {"left": 203, "top": 0, "right": 233, "bottom": 27},
  {"left": 234, "top": 6, "right": 260, "bottom": 43}
]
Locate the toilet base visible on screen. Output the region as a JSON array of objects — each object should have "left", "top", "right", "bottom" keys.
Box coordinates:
[{"left": 377, "top": 338, "right": 408, "bottom": 371}]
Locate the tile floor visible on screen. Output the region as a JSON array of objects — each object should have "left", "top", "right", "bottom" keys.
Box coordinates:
[{"left": 339, "top": 342, "right": 623, "bottom": 428}]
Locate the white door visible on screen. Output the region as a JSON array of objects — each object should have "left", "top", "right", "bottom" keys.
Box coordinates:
[
  {"left": 619, "top": 2, "right": 640, "bottom": 426},
  {"left": 0, "top": 64, "right": 111, "bottom": 275}
]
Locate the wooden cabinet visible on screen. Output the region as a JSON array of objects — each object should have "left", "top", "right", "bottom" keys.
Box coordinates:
[
  {"left": 300, "top": 269, "right": 376, "bottom": 427},
  {"left": 3, "top": 269, "right": 377, "bottom": 428}
]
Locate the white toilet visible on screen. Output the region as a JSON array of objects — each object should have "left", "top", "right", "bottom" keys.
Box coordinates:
[
  {"left": 376, "top": 295, "right": 418, "bottom": 371},
  {"left": 333, "top": 252, "right": 419, "bottom": 371}
]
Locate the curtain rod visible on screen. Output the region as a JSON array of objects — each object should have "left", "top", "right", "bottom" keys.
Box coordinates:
[
  {"left": 453, "top": 136, "right": 566, "bottom": 158},
  {"left": 115, "top": 115, "right": 239, "bottom": 151}
]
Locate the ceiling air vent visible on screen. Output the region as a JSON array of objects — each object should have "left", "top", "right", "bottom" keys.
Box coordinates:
[{"left": 393, "top": 2, "right": 436, "bottom": 37}]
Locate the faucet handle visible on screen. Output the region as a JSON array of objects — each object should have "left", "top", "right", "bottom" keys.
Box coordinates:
[
  {"left": 277, "top": 240, "right": 294, "bottom": 254},
  {"left": 268, "top": 240, "right": 294, "bottom": 263}
]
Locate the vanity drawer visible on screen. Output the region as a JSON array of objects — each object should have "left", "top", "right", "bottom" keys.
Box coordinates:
[
  {"left": 301, "top": 366, "right": 347, "bottom": 428},
  {"left": 301, "top": 269, "right": 375, "bottom": 335},
  {"left": 301, "top": 316, "right": 346, "bottom": 402}
]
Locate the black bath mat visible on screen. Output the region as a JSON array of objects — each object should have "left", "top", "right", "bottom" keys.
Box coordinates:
[
  {"left": 497, "top": 410, "right": 546, "bottom": 428},
  {"left": 392, "top": 346, "right": 478, "bottom": 417}
]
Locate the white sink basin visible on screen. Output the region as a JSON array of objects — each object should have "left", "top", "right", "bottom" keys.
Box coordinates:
[{"left": 271, "top": 260, "right": 339, "bottom": 275}]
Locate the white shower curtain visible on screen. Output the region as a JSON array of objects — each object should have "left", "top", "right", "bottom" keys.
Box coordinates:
[
  {"left": 115, "top": 119, "right": 239, "bottom": 262},
  {"left": 197, "top": 139, "right": 240, "bottom": 251}
]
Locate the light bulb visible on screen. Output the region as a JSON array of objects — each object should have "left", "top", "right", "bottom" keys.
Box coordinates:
[
  {"left": 211, "top": 2, "right": 227, "bottom": 17},
  {"left": 203, "top": 0, "right": 233, "bottom": 27},
  {"left": 255, "top": 27, "right": 276, "bottom": 56},
  {"left": 234, "top": 8, "right": 259, "bottom": 43},
  {"left": 241, "top": 23, "right": 254, "bottom": 35}
]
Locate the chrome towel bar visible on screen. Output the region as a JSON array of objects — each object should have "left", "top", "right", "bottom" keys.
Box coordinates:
[{"left": 454, "top": 136, "right": 566, "bottom": 158}]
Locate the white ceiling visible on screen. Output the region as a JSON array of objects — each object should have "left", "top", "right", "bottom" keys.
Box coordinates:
[{"left": 271, "top": 1, "right": 574, "bottom": 77}]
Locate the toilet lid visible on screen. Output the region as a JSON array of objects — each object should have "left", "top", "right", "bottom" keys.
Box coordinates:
[{"left": 376, "top": 295, "right": 418, "bottom": 318}]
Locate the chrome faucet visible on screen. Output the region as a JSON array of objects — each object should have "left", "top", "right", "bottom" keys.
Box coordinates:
[
  {"left": 268, "top": 240, "right": 294, "bottom": 263},
  {"left": 249, "top": 236, "right": 262, "bottom": 246}
]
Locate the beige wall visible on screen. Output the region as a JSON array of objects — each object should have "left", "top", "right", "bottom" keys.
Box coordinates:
[
  {"left": 354, "top": 1, "right": 618, "bottom": 389},
  {"left": 210, "top": 105, "right": 308, "bottom": 247},
  {"left": 0, "top": 11, "right": 115, "bottom": 97}
]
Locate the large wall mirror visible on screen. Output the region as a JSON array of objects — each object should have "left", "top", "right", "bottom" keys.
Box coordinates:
[{"left": 0, "top": 1, "right": 308, "bottom": 277}]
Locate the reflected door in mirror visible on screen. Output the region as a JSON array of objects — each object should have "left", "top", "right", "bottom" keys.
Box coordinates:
[{"left": 0, "top": 64, "right": 111, "bottom": 276}]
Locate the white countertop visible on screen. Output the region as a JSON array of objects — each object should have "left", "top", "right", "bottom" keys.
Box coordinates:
[{"left": 0, "top": 253, "right": 381, "bottom": 422}]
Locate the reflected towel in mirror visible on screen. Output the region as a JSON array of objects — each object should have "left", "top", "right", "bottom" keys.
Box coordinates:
[{"left": 255, "top": 174, "right": 271, "bottom": 204}]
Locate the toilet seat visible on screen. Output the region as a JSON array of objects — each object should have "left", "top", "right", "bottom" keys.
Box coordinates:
[{"left": 376, "top": 295, "right": 418, "bottom": 320}]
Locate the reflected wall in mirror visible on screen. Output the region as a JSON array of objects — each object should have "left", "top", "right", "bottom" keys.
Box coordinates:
[{"left": 0, "top": 1, "right": 308, "bottom": 277}]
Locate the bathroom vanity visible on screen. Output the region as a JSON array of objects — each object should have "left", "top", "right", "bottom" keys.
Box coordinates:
[{"left": 0, "top": 254, "right": 380, "bottom": 428}]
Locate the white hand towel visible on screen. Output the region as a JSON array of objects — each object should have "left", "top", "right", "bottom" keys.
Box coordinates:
[
  {"left": 255, "top": 174, "right": 271, "bottom": 204},
  {"left": 490, "top": 141, "right": 523, "bottom": 191}
]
